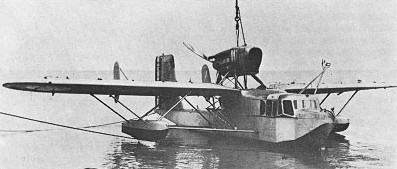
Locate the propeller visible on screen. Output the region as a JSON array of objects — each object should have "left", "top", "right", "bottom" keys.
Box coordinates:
[{"left": 183, "top": 42, "right": 212, "bottom": 62}]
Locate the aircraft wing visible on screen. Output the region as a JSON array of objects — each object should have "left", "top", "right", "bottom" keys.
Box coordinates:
[
  {"left": 274, "top": 83, "right": 397, "bottom": 94},
  {"left": 3, "top": 79, "right": 239, "bottom": 97}
]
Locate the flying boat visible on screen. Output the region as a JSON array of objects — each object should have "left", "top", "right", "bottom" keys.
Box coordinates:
[
  {"left": 3, "top": 48, "right": 395, "bottom": 148},
  {"left": 2, "top": 1, "right": 396, "bottom": 148}
]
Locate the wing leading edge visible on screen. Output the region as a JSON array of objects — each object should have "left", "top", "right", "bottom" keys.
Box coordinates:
[
  {"left": 3, "top": 79, "right": 239, "bottom": 97},
  {"left": 275, "top": 83, "right": 397, "bottom": 94}
]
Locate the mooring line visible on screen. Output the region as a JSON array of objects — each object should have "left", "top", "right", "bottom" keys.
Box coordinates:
[
  {"left": 0, "top": 111, "right": 133, "bottom": 139},
  {"left": 80, "top": 121, "right": 124, "bottom": 129},
  {"left": 0, "top": 121, "right": 124, "bottom": 133},
  {"left": 0, "top": 129, "right": 53, "bottom": 133}
]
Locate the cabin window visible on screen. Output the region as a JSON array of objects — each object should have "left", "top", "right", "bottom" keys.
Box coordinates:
[
  {"left": 260, "top": 101, "right": 266, "bottom": 115},
  {"left": 231, "top": 50, "right": 236, "bottom": 62},
  {"left": 310, "top": 100, "right": 317, "bottom": 109},
  {"left": 283, "top": 100, "right": 294, "bottom": 116},
  {"left": 303, "top": 100, "right": 310, "bottom": 108},
  {"left": 297, "top": 100, "right": 303, "bottom": 109},
  {"left": 265, "top": 100, "right": 272, "bottom": 116}
]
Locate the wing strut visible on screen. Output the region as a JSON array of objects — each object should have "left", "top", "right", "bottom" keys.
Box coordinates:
[
  {"left": 336, "top": 90, "right": 358, "bottom": 116},
  {"left": 158, "top": 92, "right": 191, "bottom": 120},
  {"left": 90, "top": 94, "right": 129, "bottom": 122}
]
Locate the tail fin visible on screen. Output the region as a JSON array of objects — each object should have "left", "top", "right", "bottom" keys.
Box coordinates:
[
  {"left": 155, "top": 54, "right": 183, "bottom": 110},
  {"left": 113, "top": 62, "right": 120, "bottom": 102},
  {"left": 114, "top": 62, "right": 120, "bottom": 80},
  {"left": 155, "top": 55, "right": 177, "bottom": 82},
  {"left": 201, "top": 64, "right": 211, "bottom": 83}
]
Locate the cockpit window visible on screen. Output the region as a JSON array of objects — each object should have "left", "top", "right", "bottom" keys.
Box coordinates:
[
  {"left": 260, "top": 100, "right": 282, "bottom": 117},
  {"left": 283, "top": 100, "right": 294, "bottom": 116},
  {"left": 293, "top": 100, "right": 297, "bottom": 109},
  {"left": 260, "top": 100, "right": 295, "bottom": 117},
  {"left": 277, "top": 101, "right": 282, "bottom": 116}
]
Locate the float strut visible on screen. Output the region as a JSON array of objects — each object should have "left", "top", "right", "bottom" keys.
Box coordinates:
[
  {"left": 90, "top": 94, "right": 129, "bottom": 122},
  {"left": 320, "top": 93, "right": 331, "bottom": 105},
  {"left": 141, "top": 99, "right": 164, "bottom": 119},
  {"left": 158, "top": 92, "right": 191, "bottom": 121},
  {"left": 109, "top": 95, "right": 144, "bottom": 121},
  {"left": 336, "top": 90, "right": 358, "bottom": 116}
]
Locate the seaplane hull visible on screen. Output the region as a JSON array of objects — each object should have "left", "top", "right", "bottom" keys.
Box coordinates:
[
  {"left": 153, "top": 91, "right": 335, "bottom": 148},
  {"left": 157, "top": 115, "right": 334, "bottom": 148},
  {"left": 284, "top": 123, "right": 334, "bottom": 147},
  {"left": 226, "top": 115, "right": 334, "bottom": 143}
]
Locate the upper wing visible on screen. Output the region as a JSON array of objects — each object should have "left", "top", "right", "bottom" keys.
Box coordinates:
[
  {"left": 271, "top": 83, "right": 397, "bottom": 94},
  {"left": 3, "top": 79, "right": 239, "bottom": 97}
]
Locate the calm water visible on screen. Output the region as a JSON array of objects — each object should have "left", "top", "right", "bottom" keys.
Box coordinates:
[{"left": 0, "top": 70, "right": 396, "bottom": 169}]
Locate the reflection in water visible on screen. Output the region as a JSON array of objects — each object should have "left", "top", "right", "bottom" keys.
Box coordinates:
[{"left": 103, "top": 130, "right": 362, "bottom": 169}]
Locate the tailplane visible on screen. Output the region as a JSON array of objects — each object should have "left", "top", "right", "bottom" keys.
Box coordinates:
[{"left": 155, "top": 54, "right": 183, "bottom": 110}]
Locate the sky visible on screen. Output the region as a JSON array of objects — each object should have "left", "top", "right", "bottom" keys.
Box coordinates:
[{"left": 0, "top": 0, "right": 396, "bottom": 72}]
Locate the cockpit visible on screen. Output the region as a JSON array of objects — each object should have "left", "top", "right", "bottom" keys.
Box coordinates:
[{"left": 259, "top": 94, "right": 320, "bottom": 117}]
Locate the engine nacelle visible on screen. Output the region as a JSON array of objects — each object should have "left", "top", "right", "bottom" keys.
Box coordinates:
[{"left": 208, "top": 46, "right": 262, "bottom": 77}]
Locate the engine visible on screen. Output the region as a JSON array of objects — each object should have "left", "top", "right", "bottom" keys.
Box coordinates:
[{"left": 208, "top": 46, "right": 262, "bottom": 77}]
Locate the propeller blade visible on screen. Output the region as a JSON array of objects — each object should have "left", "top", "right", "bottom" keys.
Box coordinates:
[{"left": 183, "top": 42, "right": 211, "bottom": 62}]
